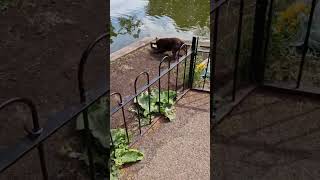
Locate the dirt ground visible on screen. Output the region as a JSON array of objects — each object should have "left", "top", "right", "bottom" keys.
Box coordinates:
[
  {"left": 110, "top": 43, "right": 193, "bottom": 144},
  {"left": 212, "top": 88, "right": 320, "bottom": 180},
  {"left": 111, "top": 44, "right": 189, "bottom": 99},
  {"left": 0, "top": 1, "right": 106, "bottom": 179},
  {"left": 110, "top": 42, "right": 211, "bottom": 140},
  {"left": 110, "top": 38, "right": 211, "bottom": 100}
]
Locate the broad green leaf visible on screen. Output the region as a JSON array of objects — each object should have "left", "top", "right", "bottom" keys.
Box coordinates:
[
  {"left": 76, "top": 108, "right": 109, "bottom": 148},
  {"left": 136, "top": 91, "right": 151, "bottom": 110},
  {"left": 138, "top": 116, "right": 152, "bottom": 127},
  {"left": 110, "top": 173, "right": 118, "bottom": 180},
  {"left": 163, "top": 107, "right": 176, "bottom": 121},
  {"left": 115, "top": 148, "right": 144, "bottom": 166},
  {"left": 110, "top": 128, "right": 129, "bottom": 147},
  {"left": 76, "top": 96, "right": 108, "bottom": 130},
  {"left": 110, "top": 164, "right": 120, "bottom": 180},
  {"left": 76, "top": 96, "right": 109, "bottom": 148},
  {"left": 132, "top": 88, "right": 177, "bottom": 122},
  {"left": 159, "top": 90, "right": 176, "bottom": 105}
]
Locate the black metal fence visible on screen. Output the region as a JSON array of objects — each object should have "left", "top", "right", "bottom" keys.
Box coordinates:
[
  {"left": 3, "top": 0, "right": 318, "bottom": 178},
  {"left": 0, "top": 33, "right": 210, "bottom": 179},
  {"left": 263, "top": 0, "right": 318, "bottom": 89},
  {"left": 110, "top": 36, "right": 210, "bottom": 147},
  {"left": 0, "top": 33, "right": 108, "bottom": 180},
  {"left": 213, "top": 0, "right": 320, "bottom": 128},
  {"left": 211, "top": 0, "right": 247, "bottom": 120}
]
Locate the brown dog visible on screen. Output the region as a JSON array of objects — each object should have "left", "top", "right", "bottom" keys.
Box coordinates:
[{"left": 151, "top": 38, "right": 187, "bottom": 59}]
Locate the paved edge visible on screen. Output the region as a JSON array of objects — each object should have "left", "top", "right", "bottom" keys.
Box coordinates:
[
  {"left": 110, "top": 37, "right": 210, "bottom": 62},
  {"left": 110, "top": 37, "right": 155, "bottom": 62}
]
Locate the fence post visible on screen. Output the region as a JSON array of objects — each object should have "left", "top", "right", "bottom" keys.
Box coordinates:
[
  {"left": 188, "top": 37, "right": 197, "bottom": 88},
  {"left": 250, "top": 0, "right": 268, "bottom": 84},
  {"left": 211, "top": 0, "right": 220, "bottom": 123}
]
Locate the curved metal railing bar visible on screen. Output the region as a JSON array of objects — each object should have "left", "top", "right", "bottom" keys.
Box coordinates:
[
  {"left": 110, "top": 92, "right": 129, "bottom": 143},
  {"left": 77, "top": 32, "right": 108, "bottom": 180},
  {"left": 0, "top": 98, "right": 48, "bottom": 180},
  {"left": 134, "top": 72, "right": 151, "bottom": 134}
]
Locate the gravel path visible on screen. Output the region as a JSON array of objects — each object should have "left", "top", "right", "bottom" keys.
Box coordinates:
[
  {"left": 121, "top": 90, "right": 210, "bottom": 180},
  {"left": 212, "top": 88, "right": 320, "bottom": 180}
]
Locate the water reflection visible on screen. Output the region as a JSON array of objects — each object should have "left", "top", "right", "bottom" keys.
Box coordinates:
[
  {"left": 110, "top": 0, "right": 209, "bottom": 53},
  {"left": 146, "top": 0, "right": 210, "bottom": 30},
  {"left": 110, "top": 16, "right": 142, "bottom": 44}
]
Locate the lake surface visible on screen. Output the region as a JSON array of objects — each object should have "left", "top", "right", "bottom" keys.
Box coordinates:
[{"left": 110, "top": 0, "right": 210, "bottom": 53}]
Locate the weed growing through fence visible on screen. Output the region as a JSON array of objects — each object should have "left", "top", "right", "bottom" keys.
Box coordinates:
[
  {"left": 192, "top": 55, "right": 210, "bottom": 87},
  {"left": 62, "top": 96, "right": 144, "bottom": 179},
  {"left": 130, "top": 88, "right": 177, "bottom": 125},
  {"left": 72, "top": 96, "right": 110, "bottom": 177},
  {"left": 179, "top": 54, "right": 210, "bottom": 88},
  {"left": 270, "top": 2, "right": 310, "bottom": 57},
  {"left": 194, "top": 60, "right": 209, "bottom": 87},
  {"left": 265, "top": 1, "right": 320, "bottom": 85},
  {"left": 110, "top": 128, "right": 144, "bottom": 180},
  {"left": 274, "top": 2, "right": 310, "bottom": 39}
]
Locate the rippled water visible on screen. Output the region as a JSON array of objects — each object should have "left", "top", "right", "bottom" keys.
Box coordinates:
[{"left": 110, "top": 0, "right": 210, "bottom": 53}]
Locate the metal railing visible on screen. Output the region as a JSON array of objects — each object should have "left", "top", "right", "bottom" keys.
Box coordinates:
[
  {"left": 0, "top": 34, "right": 210, "bottom": 179},
  {"left": 0, "top": 33, "right": 108, "bottom": 180},
  {"left": 213, "top": 0, "right": 320, "bottom": 128},
  {"left": 211, "top": 1, "right": 320, "bottom": 176},
  {"left": 0, "top": 98, "right": 48, "bottom": 179},
  {"left": 263, "top": 0, "right": 318, "bottom": 89},
  {"left": 110, "top": 36, "right": 210, "bottom": 147},
  {"left": 211, "top": 0, "right": 245, "bottom": 121},
  {"left": 6, "top": 0, "right": 319, "bottom": 177}
]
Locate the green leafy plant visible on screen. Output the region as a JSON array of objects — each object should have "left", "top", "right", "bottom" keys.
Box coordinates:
[
  {"left": 110, "top": 128, "right": 144, "bottom": 180},
  {"left": 70, "top": 96, "right": 111, "bottom": 177},
  {"left": 179, "top": 55, "right": 210, "bottom": 88},
  {"left": 193, "top": 60, "right": 209, "bottom": 87},
  {"left": 72, "top": 96, "right": 144, "bottom": 179},
  {"left": 268, "top": 2, "right": 310, "bottom": 58},
  {"left": 274, "top": 2, "right": 310, "bottom": 40},
  {"left": 265, "top": 2, "right": 313, "bottom": 82},
  {"left": 130, "top": 88, "right": 177, "bottom": 124},
  {"left": 76, "top": 96, "right": 109, "bottom": 148}
]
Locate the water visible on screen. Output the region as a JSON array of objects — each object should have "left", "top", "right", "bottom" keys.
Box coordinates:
[{"left": 110, "top": 0, "right": 210, "bottom": 53}]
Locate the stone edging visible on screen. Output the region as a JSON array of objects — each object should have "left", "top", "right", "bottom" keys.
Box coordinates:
[
  {"left": 110, "top": 37, "right": 210, "bottom": 62},
  {"left": 110, "top": 37, "right": 154, "bottom": 62}
]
